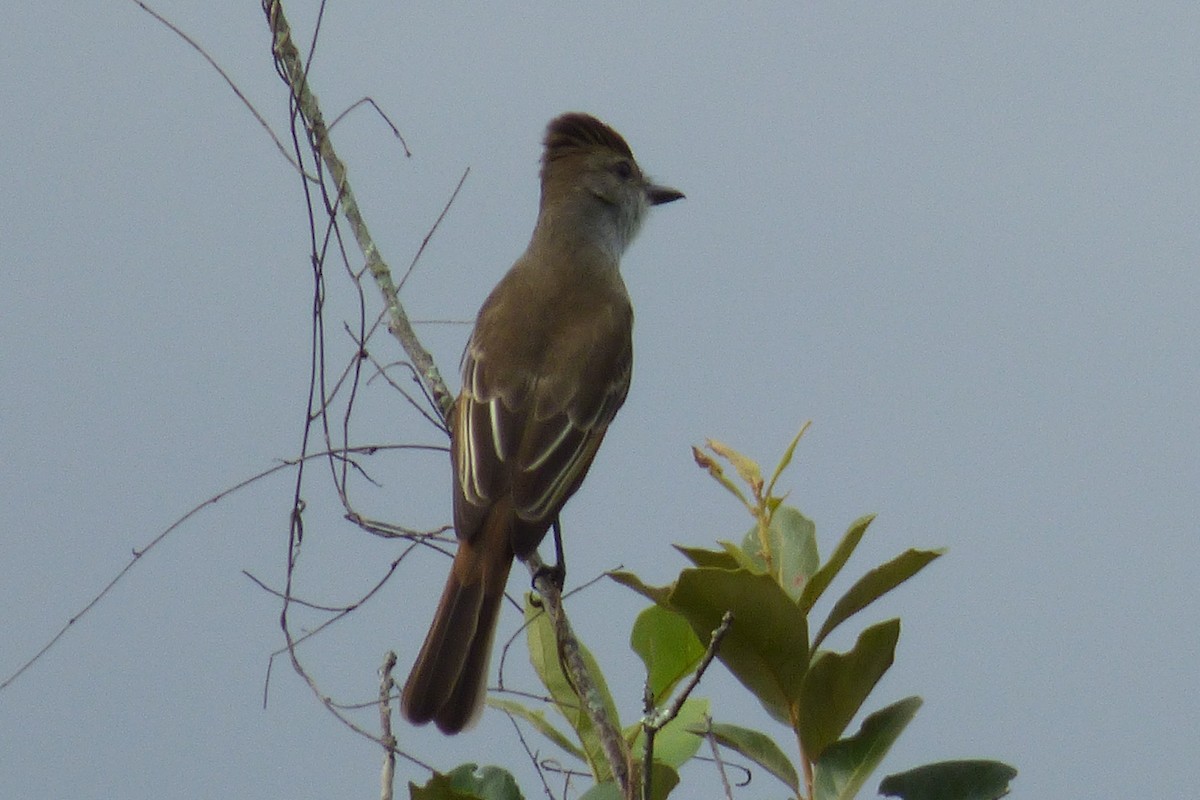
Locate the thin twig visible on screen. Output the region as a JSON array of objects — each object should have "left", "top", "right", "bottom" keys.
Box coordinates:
[
  {"left": 641, "top": 611, "right": 733, "bottom": 800},
  {"left": 242, "top": 570, "right": 353, "bottom": 612},
  {"left": 261, "top": 550, "right": 413, "bottom": 707},
  {"left": 364, "top": 353, "right": 450, "bottom": 435},
  {"left": 261, "top": 1, "right": 446, "bottom": 780},
  {"left": 346, "top": 512, "right": 452, "bottom": 542},
  {"left": 330, "top": 692, "right": 401, "bottom": 712},
  {"left": 703, "top": 716, "right": 736, "bottom": 800},
  {"left": 641, "top": 685, "right": 657, "bottom": 800},
  {"left": 526, "top": 553, "right": 633, "bottom": 800},
  {"left": 0, "top": 443, "right": 412, "bottom": 692},
  {"left": 539, "top": 759, "right": 591, "bottom": 799},
  {"left": 379, "top": 651, "right": 398, "bottom": 800},
  {"left": 398, "top": 166, "right": 469, "bottom": 291},
  {"left": 274, "top": 497, "right": 431, "bottom": 774},
  {"left": 503, "top": 708, "right": 557, "bottom": 800},
  {"left": 495, "top": 567, "right": 615, "bottom": 695},
  {"left": 130, "top": 0, "right": 312, "bottom": 179},
  {"left": 329, "top": 97, "right": 412, "bottom": 157},
  {"left": 260, "top": 5, "right": 640, "bottom": 798},
  {"left": 646, "top": 611, "right": 733, "bottom": 730},
  {"left": 262, "top": 0, "right": 453, "bottom": 420}
]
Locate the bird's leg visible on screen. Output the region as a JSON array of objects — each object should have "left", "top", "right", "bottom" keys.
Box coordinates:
[
  {"left": 531, "top": 518, "right": 567, "bottom": 591},
  {"left": 550, "top": 517, "right": 566, "bottom": 584}
]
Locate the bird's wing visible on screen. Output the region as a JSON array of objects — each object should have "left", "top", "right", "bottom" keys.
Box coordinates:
[{"left": 452, "top": 308, "right": 631, "bottom": 556}]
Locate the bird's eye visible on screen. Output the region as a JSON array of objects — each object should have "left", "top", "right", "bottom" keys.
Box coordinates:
[{"left": 611, "top": 160, "right": 633, "bottom": 180}]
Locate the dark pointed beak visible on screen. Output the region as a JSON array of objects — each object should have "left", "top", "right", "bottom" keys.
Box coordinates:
[{"left": 647, "top": 184, "right": 685, "bottom": 206}]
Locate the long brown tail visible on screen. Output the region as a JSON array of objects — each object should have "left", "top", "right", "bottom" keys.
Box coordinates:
[{"left": 401, "top": 510, "right": 513, "bottom": 734}]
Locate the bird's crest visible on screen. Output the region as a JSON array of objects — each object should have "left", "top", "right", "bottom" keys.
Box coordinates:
[{"left": 543, "top": 113, "right": 633, "bottom": 164}]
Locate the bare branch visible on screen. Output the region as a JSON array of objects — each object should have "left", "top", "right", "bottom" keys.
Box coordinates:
[
  {"left": 525, "top": 553, "right": 634, "bottom": 799},
  {"left": 274, "top": 493, "right": 432, "bottom": 775},
  {"left": 255, "top": 5, "right": 646, "bottom": 797},
  {"left": 646, "top": 610, "right": 733, "bottom": 730},
  {"left": 503, "top": 708, "right": 558, "bottom": 800},
  {"left": 379, "top": 651, "right": 398, "bottom": 800},
  {"left": 0, "top": 444, "right": 410, "bottom": 692},
  {"left": 701, "top": 716, "right": 736, "bottom": 800},
  {"left": 130, "top": 0, "right": 312, "bottom": 179},
  {"left": 398, "top": 166, "right": 470, "bottom": 292},
  {"left": 641, "top": 611, "right": 733, "bottom": 800},
  {"left": 329, "top": 97, "right": 412, "bottom": 157},
  {"left": 261, "top": 0, "right": 454, "bottom": 420}
]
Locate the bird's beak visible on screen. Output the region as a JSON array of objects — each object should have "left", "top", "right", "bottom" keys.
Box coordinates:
[{"left": 646, "top": 184, "right": 685, "bottom": 206}]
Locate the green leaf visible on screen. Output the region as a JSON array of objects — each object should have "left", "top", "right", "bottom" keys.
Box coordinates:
[
  {"left": 407, "top": 772, "right": 481, "bottom": 800},
  {"left": 813, "top": 696, "right": 923, "bottom": 800},
  {"left": 628, "top": 698, "right": 709, "bottom": 769},
  {"left": 813, "top": 549, "right": 943, "bottom": 650},
  {"left": 674, "top": 544, "right": 743, "bottom": 570},
  {"left": 576, "top": 782, "right": 620, "bottom": 800},
  {"left": 798, "top": 619, "right": 901, "bottom": 760},
  {"left": 669, "top": 568, "right": 808, "bottom": 720},
  {"left": 644, "top": 763, "right": 681, "bottom": 800},
  {"left": 719, "top": 540, "right": 765, "bottom": 573},
  {"left": 690, "top": 721, "right": 799, "bottom": 792},
  {"left": 580, "top": 764, "right": 680, "bottom": 800},
  {"left": 487, "top": 698, "right": 585, "bottom": 762},
  {"left": 409, "top": 764, "right": 523, "bottom": 800},
  {"left": 524, "top": 596, "right": 620, "bottom": 782},
  {"left": 799, "top": 514, "right": 876, "bottom": 613},
  {"left": 608, "top": 570, "right": 673, "bottom": 605},
  {"left": 740, "top": 505, "right": 819, "bottom": 600},
  {"left": 765, "top": 423, "right": 810, "bottom": 499},
  {"left": 878, "top": 760, "right": 1018, "bottom": 800},
  {"left": 630, "top": 605, "right": 706, "bottom": 701}
]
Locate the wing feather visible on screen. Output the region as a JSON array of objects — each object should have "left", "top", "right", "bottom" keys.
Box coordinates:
[{"left": 450, "top": 265, "right": 633, "bottom": 556}]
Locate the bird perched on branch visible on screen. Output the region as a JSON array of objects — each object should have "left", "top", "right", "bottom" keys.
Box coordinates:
[{"left": 401, "top": 112, "right": 683, "bottom": 734}]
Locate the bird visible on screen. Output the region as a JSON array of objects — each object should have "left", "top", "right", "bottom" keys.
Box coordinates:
[{"left": 400, "top": 112, "right": 683, "bottom": 734}]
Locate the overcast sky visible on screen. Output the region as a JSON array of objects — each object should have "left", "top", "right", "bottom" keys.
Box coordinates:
[{"left": 3, "top": 4, "right": 1198, "bottom": 799}]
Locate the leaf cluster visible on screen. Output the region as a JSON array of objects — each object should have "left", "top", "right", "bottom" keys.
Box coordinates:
[{"left": 407, "top": 430, "right": 1015, "bottom": 800}]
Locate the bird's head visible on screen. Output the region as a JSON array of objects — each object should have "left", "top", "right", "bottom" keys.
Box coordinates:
[{"left": 538, "top": 113, "right": 683, "bottom": 259}]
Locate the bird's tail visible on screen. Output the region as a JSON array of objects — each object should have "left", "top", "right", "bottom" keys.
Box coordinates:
[{"left": 401, "top": 509, "right": 513, "bottom": 734}]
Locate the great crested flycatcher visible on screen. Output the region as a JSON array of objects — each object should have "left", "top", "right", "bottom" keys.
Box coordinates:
[{"left": 401, "top": 113, "right": 683, "bottom": 734}]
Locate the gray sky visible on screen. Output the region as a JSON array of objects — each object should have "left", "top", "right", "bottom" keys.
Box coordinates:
[{"left": 3, "top": 3, "right": 1198, "bottom": 798}]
